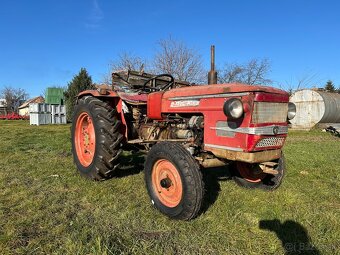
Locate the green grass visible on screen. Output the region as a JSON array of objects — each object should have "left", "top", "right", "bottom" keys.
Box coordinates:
[{"left": 0, "top": 120, "right": 339, "bottom": 254}]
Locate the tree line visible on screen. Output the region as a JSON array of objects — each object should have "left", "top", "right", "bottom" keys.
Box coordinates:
[
  {"left": 106, "top": 37, "right": 272, "bottom": 86},
  {"left": 1, "top": 37, "right": 340, "bottom": 118}
]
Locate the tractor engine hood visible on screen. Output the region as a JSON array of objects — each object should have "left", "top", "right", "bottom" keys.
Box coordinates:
[{"left": 163, "top": 83, "right": 288, "bottom": 99}]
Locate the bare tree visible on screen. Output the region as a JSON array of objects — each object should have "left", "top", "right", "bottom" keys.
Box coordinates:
[
  {"left": 219, "top": 58, "right": 272, "bottom": 85},
  {"left": 110, "top": 52, "right": 148, "bottom": 73},
  {"left": 102, "top": 52, "right": 149, "bottom": 84},
  {"left": 106, "top": 38, "right": 206, "bottom": 84},
  {"left": 295, "top": 73, "right": 319, "bottom": 90},
  {"left": 0, "top": 86, "right": 28, "bottom": 113},
  {"left": 218, "top": 63, "right": 244, "bottom": 83},
  {"left": 153, "top": 37, "right": 205, "bottom": 84},
  {"left": 282, "top": 72, "right": 320, "bottom": 95}
]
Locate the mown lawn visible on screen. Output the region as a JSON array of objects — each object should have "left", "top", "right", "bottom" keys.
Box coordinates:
[{"left": 0, "top": 120, "right": 339, "bottom": 254}]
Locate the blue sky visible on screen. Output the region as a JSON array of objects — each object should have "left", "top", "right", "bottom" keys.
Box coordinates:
[{"left": 1, "top": 0, "right": 340, "bottom": 97}]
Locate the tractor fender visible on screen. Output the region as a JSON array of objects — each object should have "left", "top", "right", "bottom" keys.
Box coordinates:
[
  {"left": 77, "top": 90, "right": 128, "bottom": 138},
  {"left": 77, "top": 89, "right": 119, "bottom": 99},
  {"left": 147, "top": 91, "right": 164, "bottom": 120}
]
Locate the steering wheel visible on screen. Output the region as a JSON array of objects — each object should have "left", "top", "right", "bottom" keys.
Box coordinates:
[{"left": 142, "top": 74, "right": 174, "bottom": 92}]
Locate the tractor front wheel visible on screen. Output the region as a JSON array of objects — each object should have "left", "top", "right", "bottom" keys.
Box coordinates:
[
  {"left": 233, "top": 154, "right": 286, "bottom": 190},
  {"left": 71, "top": 96, "right": 123, "bottom": 180},
  {"left": 144, "top": 142, "right": 204, "bottom": 220}
]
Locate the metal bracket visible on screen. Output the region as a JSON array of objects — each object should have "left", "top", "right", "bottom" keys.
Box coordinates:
[{"left": 259, "top": 161, "right": 279, "bottom": 175}]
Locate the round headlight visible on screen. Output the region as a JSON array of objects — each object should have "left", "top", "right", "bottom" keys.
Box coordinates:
[
  {"left": 287, "top": 102, "right": 296, "bottom": 120},
  {"left": 223, "top": 98, "right": 244, "bottom": 119}
]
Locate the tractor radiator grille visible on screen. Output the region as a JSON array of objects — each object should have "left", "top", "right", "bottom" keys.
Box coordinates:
[
  {"left": 255, "top": 137, "right": 285, "bottom": 148},
  {"left": 252, "top": 102, "right": 288, "bottom": 123}
]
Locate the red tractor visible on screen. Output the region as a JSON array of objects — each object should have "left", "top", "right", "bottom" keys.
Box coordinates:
[{"left": 71, "top": 47, "right": 295, "bottom": 220}]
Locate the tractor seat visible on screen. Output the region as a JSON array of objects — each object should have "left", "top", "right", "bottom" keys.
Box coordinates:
[{"left": 117, "top": 92, "right": 148, "bottom": 104}]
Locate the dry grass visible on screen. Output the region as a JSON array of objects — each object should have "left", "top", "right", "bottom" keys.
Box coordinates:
[{"left": 0, "top": 121, "right": 339, "bottom": 254}]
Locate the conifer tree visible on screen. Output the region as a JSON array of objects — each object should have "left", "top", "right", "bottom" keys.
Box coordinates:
[
  {"left": 64, "top": 68, "right": 94, "bottom": 122},
  {"left": 324, "top": 80, "right": 335, "bottom": 92}
]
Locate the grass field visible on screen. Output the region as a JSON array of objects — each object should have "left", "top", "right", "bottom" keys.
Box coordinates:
[{"left": 0, "top": 120, "right": 339, "bottom": 254}]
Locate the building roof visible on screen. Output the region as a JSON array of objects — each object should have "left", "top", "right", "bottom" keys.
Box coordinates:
[{"left": 18, "top": 96, "right": 45, "bottom": 109}]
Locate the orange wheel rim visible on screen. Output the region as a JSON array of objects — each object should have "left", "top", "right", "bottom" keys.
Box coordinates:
[
  {"left": 237, "top": 162, "right": 267, "bottom": 183},
  {"left": 75, "top": 112, "right": 95, "bottom": 167},
  {"left": 151, "top": 159, "right": 183, "bottom": 208}
]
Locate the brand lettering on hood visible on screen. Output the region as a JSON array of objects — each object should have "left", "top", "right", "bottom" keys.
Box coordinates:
[{"left": 170, "top": 100, "right": 200, "bottom": 108}]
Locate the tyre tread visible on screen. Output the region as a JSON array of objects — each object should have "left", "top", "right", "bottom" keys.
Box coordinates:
[
  {"left": 71, "top": 96, "right": 122, "bottom": 180},
  {"left": 145, "top": 142, "right": 204, "bottom": 220}
]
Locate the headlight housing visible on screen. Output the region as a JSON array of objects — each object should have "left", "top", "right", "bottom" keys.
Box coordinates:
[
  {"left": 287, "top": 102, "right": 296, "bottom": 120},
  {"left": 223, "top": 98, "right": 244, "bottom": 119}
]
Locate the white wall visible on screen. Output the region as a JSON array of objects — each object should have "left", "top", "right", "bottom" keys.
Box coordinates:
[
  {"left": 0, "top": 99, "right": 6, "bottom": 107},
  {"left": 19, "top": 107, "right": 29, "bottom": 116}
]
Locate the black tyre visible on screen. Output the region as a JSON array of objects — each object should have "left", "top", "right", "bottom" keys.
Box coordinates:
[
  {"left": 144, "top": 142, "right": 204, "bottom": 220},
  {"left": 233, "top": 154, "right": 286, "bottom": 190},
  {"left": 71, "top": 96, "right": 123, "bottom": 180}
]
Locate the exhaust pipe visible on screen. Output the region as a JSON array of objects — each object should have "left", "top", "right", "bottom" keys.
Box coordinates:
[{"left": 208, "top": 45, "right": 218, "bottom": 85}]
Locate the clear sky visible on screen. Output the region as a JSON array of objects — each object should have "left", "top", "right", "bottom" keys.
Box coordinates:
[{"left": 1, "top": 0, "right": 340, "bottom": 97}]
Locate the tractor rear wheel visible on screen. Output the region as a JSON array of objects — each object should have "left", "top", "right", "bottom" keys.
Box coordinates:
[
  {"left": 233, "top": 154, "right": 285, "bottom": 190},
  {"left": 71, "top": 96, "right": 123, "bottom": 180},
  {"left": 144, "top": 142, "right": 204, "bottom": 220}
]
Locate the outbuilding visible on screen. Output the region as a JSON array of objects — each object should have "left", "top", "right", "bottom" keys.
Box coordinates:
[
  {"left": 0, "top": 99, "right": 6, "bottom": 115},
  {"left": 289, "top": 89, "right": 340, "bottom": 129},
  {"left": 18, "top": 96, "right": 45, "bottom": 116}
]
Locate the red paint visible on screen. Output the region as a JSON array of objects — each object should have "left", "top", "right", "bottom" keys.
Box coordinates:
[
  {"left": 163, "top": 83, "right": 287, "bottom": 99},
  {"left": 151, "top": 159, "right": 183, "bottom": 208},
  {"left": 77, "top": 90, "right": 128, "bottom": 138},
  {"left": 155, "top": 84, "right": 288, "bottom": 152},
  {"left": 236, "top": 162, "right": 267, "bottom": 182},
  {"left": 78, "top": 90, "right": 119, "bottom": 98},
  {"left": 78, "top": 83, "right": 289, "bottom": 153},
  {"left": 254, "top": 92, "right": 289, "bottom": 102},
  {"left": 74, "top": 112, "right": 96, "bottom": 167},
  {"left": 147, "top": 91, "right": 164, "bottom": 120},
  {"left": 118, "top": 92, "right": 148, "bottom": 102}
]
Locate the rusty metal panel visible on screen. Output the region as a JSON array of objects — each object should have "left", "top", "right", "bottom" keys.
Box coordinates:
[
  {"left": 205, "top": 145, "right": 282, "bottom": 163},
  {"left": 252, "top": 102, "right": 288, "bottom": 123}
]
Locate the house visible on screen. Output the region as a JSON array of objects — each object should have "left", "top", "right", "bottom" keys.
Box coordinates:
[
  {"left": 18, "top": 96, "right": 45, "bottom": 116},
  {"left": 0, "top": 99, "right": 6, "bottom": 115}
]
